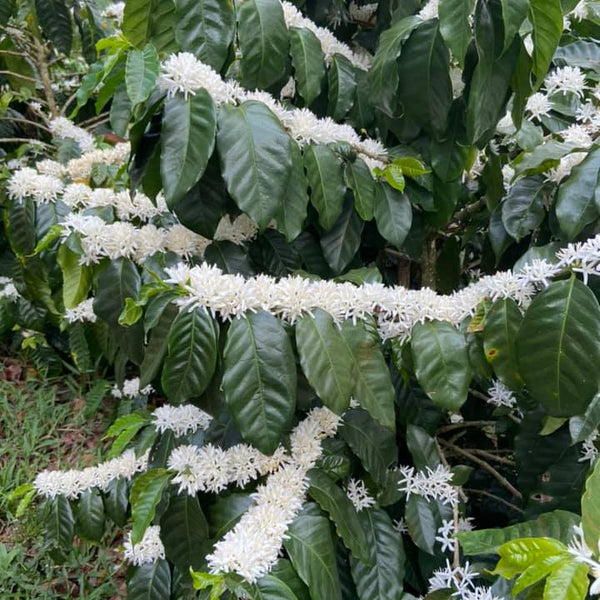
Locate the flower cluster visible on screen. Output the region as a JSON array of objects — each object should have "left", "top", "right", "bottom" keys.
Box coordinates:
[
  {"left": 397, "top": 464, "right": 459, "bottom": 506},
  {"left": 486, "top": 380, "right": 518, "bottom": 410},
  {"left": 418, "top": 0, "right": 439, "bottom": 20},
  {"left": 435, "top": 517, "right": 474, "bottom": 553},
  {"left": 66, "top": 143, "right": 130, "bottom": 182},
  {"left": 429, "top": 560, "right": 501, "bottom": 600},
  {"left": 152, "top": 404, "right": 213, "bottom": 437},
  {"left": 168, "top": 443, "right": 286, "bottom": 494},
  {"left": 123, "top": 526, "right": 165, "bottom": 566},
  {"left": 206, "top": 407, "right": 340, "bottom": 582},
  {"left": 346, "top": 478, "right": 376, "bottom": 511},
  {"left": 159, "top": 52, "right": 386, "bottom": 171},
  {"left": 0, "top": 277, "right": 20, "bottom": 302},
  {"left": 64, "top": 298, "right": 97, "bottom": 323},
  {"left": 111, "top": 378, "right": 153, "bottom": 399},
  {"left": 49, "top": 117, "right": 95, "bottom": 153},
  {"left": 579, "top": 430, "right": 599, "bottom": 463},
  {"left": 33, "top": 449, "right": 149, "bottom": 499}
]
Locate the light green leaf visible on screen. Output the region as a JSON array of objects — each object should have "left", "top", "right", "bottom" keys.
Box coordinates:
[
  {"left": 290, "top": 27, "right": 325, "bottom": 105},
  {"left": 174, "top": 0, "right": 235, "bottom": 71},
  {"left": 161, "top": 90, "right": 217, "bottom": 205},
  {"left": 544, "top": 561, "right": 589, "bottom": 600},
  {"left": 283, "top": 503, "right": 342, "bottom": 600},
  {"left": 439, "top": 0, "right": 476, "bottom": 66},
  {"left": 516, "top": 277, "right": 600, "bottom": 416},
  {"left": 130, "top": 468, "right": 173, "bottom": 544},
  {"left": 223, "top": 310, "right": 297, "bottom": 454},
  {"left": 217, "top": 101, "right": 294, "bottom": 228},
  {"left": 126, "top": 45, "right": 159, "bottom": 106},
  {"left": 237, "top": 0, "right": 289, "bottom": 89},
  {"left": 513, "top": 554, "right": 570, "bottom": 595},
  {"left": 296, "top": 309, "right": 355, "bottom": 414},
  {"left": 495, "top": 537, "right": 568, "bottom": 579},
  {"left": 582, "top": 458, "right": 600, "bottom": 551},
  {"left": 161, "top": 308, "right": 219, "bottom": 404},
  {"left": 411, "top": 321, "right": 471, "bottom": 411}
]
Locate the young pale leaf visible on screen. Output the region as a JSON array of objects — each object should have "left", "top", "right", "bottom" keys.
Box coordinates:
[
  {"left": 339, "top": 409, "right": 397, "bottom": 485},
  {"left": 555, "top": 146, "right": 600, "bottom": 240},
  {"left": 174, "top": 0, "right": 235, "bottom": 71},
  {"left": 439, "top": 0, "right": 476, "bottom": 66},
  {"left": 340, "top": 320, "right": 396, "bottom": 431},
  {"left": 283, "top": 503, "right": 343, "bottom": 600},
  {"left": 483, "top": 298, "right": 523, "bottom": 390},
  {"left": 289, "top": 27, "right": 325, "bottom": 105},
  {"left": 529, "top": 0, "right": 563, "bottom": 81},
  {"left": 126, "top": 45, "right": 159, "bottom": 106},
  {"left": 543, "top": 561, "right": 589, "bottom": 600},
  {"left": 494, "top": 538, "right": 568, "bottom": 579},
  {"left": 217, "top": 101, "right": 294, "bottom": 228},
  {"left": 307, "top": 469, "right": 369, "bottom": 562},
  {"left": 304, "top": 144, "right": 346, "bottom": 230},
  {"left": 128, "top": 559, "right": 172, "bottom": 600},
  {"left": 237, "top": 0, "right": 289, "bottom": 89},
  {"left": 582, "top": 458, "right": 600, "bottom": 551},
  {"left": 161, "top": 308, "right": 219, "bottom": 404},
  {"left": 349, "top": 509, "right": 405, "bottom": 600},
  {"left": 516, "top": 277, "right": 600, "bottom": 416},
  {"left": 161, "top": 90, "right": 217, "bottom": 206},
  {"left": 411, "top": 321, "right": 471, "bottom": 411},
  {"left": 328, "top": 54, "right": 356, "bottom": 121},
  {"left": 373, "top": 184, "right": 412, "bottom": 248},
  {"left": 130, "top": 468, "right": 173, "bottom": 544},
  {"left": 296, "top": 309, "right": 355, "bottom": 414},
  {"left": 512, "top": 554, "right": 571, "bottom": 596},
  {"left": 223, "top": 310, "right": 297, "bottom": 454}
]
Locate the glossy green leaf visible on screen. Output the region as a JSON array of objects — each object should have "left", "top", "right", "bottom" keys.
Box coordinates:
[
  {"left": 407, "top": 425, "right": 441, "bottom": 471},
  {"left": 237, "top": 0, "right": 289, "bottom": 89},
  {"left": 513, "top": 554, "right": 571, "bottom": 595},
  {"left": 296, "top": 309, "right": 354, "bottom": 414},
  {"left": 76, "top": 489, "right": 105, "bottom": 542},
  {"left": 207, "top": 493, "right": 254, "bottom": 539},
  {"left": 529, "top": 0, "right": 563, "bottom": 81},
  {"left": 94, "top": 258, "right": 141, "bottom": 328},
  {"left": 35, "top": 0, "right": 72, "bottom": 54},
  {"left": 412, "top": 321, "right": 471, "bottom": 411},
  {"left": 161, "top": 90, "right": 217, "bottom": 205},
  {"left": 160, "top": 493, "right": 209, "bottom": 568},
  {"left": 501, "top": 0, "right": 529, "bottom": 50},
  {"left": 254, "top": 560, "right": 311, "bottom": 600},
  {"left": 304, "top": 144, "right": 346, "bottom": 230},
  {"left": 104, "top": 478, "right": 129, "bottom": 527},
  {"left": 373, "top": 184, "right": 412, "bottom": 248},
  {"left": 340, "top": 320, "right": 396, "bottom": 431},
  {"left": 582, "top": 458, "right": 600, "bottom": 551},
  {"left": 544, "top": 561, "right": 589, "bottom": 600},
  {"left": 161, "top": 308, "right": 219, "bottom": 404},
  {"left": 495, "top": 538, "right": 568, "bottom": 579},
  {"left": 217, "top": 101, "right": 294, "bottom": 228},
  {"left": 339, "top": 408, "right": 397, "bottom": 484},
  {"left": 320, "top": 199, "right": 364, "bottom": 274},
  {"left": 405, "top": 494, "right": 444, "bottom": 554},
  {"left": 130, "top": 468, "right": 173, "bottom": 544},
  {"left": 556, "top": 146, "right": 600, "bottom": 241},
  {"left": 223, "top": 310, "right": 296, "bottom": 454},
  {"left": 350, "top": 509, "right": 405, "bottom": 600},
  {"left": 501, "top": 176, "right": 549, "bottom": 241},
  {"left": 483, "top": 298, "right": 523, "bottom": 390},
  {"left": 346, "top": 159, "right": 376, "bottom": 221},
  {"left": 396, "top": 20, "right": 453, "bottom": 137},
  {"left": 369, "top": 16, "right": 420, "bottom": 116},
  {"left": 439, "top": 0, "right": 476, "bottom": 66},
  {"left": 328, "top": 54, "right": 356, "bottom": 121},
  {"left": 46, "top": 495, "right": 74, "bottom": 551},
  {"left": 174, "top": 0, "right": 235, "bottom": 70},
  {"left": 140, "top": 304, "right": 177, "bottom": 389},
  {"left": 126, "top": 45, "right": 159, "bottom": 106},
  {"left": 458, "top": 510, "right": 580, "bottom": 555},
  {"left": 57, "top": 245, "right": 91, "bottom": 310},
  {"left": 283, "top": 503, "right": 342, "bottom": 600},
  {"left": 128, "top": 559, "right": 172, "bottom": 600},
  {"left": 289, "top": 27, "right": 325, "bottom": 105},
  {"left": 122, "top": 0, "right": 153, "bottom": 48},
  {"left": 570, "top": 394, "right": 600, "bottom": 444},
  {"left": 516, "top": 277, "right": 600, "bottom": 416}
]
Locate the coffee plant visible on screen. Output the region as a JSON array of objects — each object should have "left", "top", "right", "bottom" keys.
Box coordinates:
[{"left": 3, "top": 0, "right": 600, "bottom": 598}]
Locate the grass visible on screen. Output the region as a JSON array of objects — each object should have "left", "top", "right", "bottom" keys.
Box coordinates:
[{"left": 0, "top": 368, "right": 126, "bottom": 599}]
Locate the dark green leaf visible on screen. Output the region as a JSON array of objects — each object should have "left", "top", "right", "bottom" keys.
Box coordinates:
[
  {"left": 126, "top": 45, "right": 159, "bottom": 106},
  {"left": 174, "top": 0, "right": 235, "bottom": 71},
  {"left": 46, "top": 495, "right": 74, "bottom": 551},
  {"left": 296, "top": 309, "right": 355, "bottom": 414},
  {"left": 501, "top": 176, "right": 549, "bottom": 241},
  {"left": 405, "top": 494, "right": 445, "bottom": 554},
  {"left": 237, "top": 0, "right": 289, "bottom": 89},
  {"left": 289, "top": 27, "right": 325, "bottom": 105},
  {"left": 94, "top": 258, "right": 141, "bottom": 328},
  {"left": 161, "top": 308, "right": 219, "bottom": 404},
  {"left": 0, "top": 0, "right": 15, "bottom": 25},
  {"left": 407, "top": 425, "right": 441, "bottom": 470},
  {"left": 57, "top": 245, "right": 91, "bottom": 309},
  {"left": 161, "top": 90, "right": 217, "bottom": 205},
  {"left": 223, "top": 310, "right": 297, "bottom": 454},
  {"left": 516, "top": 277, "right": 600, "bottom": 416},
  {"left": 130, "top": 468, "right": 173, "bottom": 544},
  {"left": 128, "top": 559, "right": 172, "bottom": 600},
  {"left": 140, "top": 304, "right": 177, "bottom": 388},
  {"left": 207, "top": 493, "right": 254, "bottom": 539},
  {"left": 328, "top": 54, "right": 356, "bottom": 121},
  {"left": 320, "top": 199, "right": 364, "bottom": 274},
  {"left": 305, "top": 144, "right": 346, "bottom": 230},
  {"left": 350, "top": 509, "right": 405, "bottom": 600},
  {"left": 35, "top": 0, "right": 72, "bottom": 54},
  {"left": 254, "top": 559, "right": 311, "bottom": 600},
  {"left": 411, "top": 321, "right": 471, "bottom": 411},
  {"left": 217, "top": 101, "right": 294, "bottom": 228},
  {"left": 283, "top": 503, "right": 342, "bottom": 600},
  {"left": 570, "top": 394, "right": 600, "bottom": 444},
  {"left": 373, "top": 184, "right": 412, "bottom": 248},
  {"left": 122, "top": 0, "right": 153, "bottom": 48},
  {"left": 529, "top": 0, "right": 563, "bottom": 81},
  {"left": 439, "top": 0, "right": 476, "bottom": 66},
  {"left": 76, "top": 489, "right": 105, "bottom": 542},
  {"left": 345, "top": 159, "right": 375, "bottom": 221},
  {"left": 339, "top": 409, "right": 397, "bottom": 484},
  {"left": 104, "top": 478, "right": 129, "bottom": 527},
  {"left": 501, "top": 0, "right": 529, "bottom": 50}
]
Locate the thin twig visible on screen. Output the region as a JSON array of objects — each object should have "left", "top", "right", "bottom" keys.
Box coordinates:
[
  {"left": 459, "top": 448, "right": 515, "bottom": 467},
  {"left": 434, "top": 438, "right": 468, "bottom": 503},
  {"left": 0, "top": 116, "right": 50, "bottom": 133},
  {"left": 0, "top": 137, "right": 51, "bottom": 148},
  {"left": 464, "top": 488, "right": 524, "bottom": 514},
  {"left": 437, "top": 420, "right": 496, "bottom": 434},
  {"left": 0, "top": 70, "right": 39, "bottom": 83},
  {"left": 32, "top": 37, "right": 57, "bottom": 117},
  {"left": 439, "top": 438, "right": 522, "bottom": 500}
]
